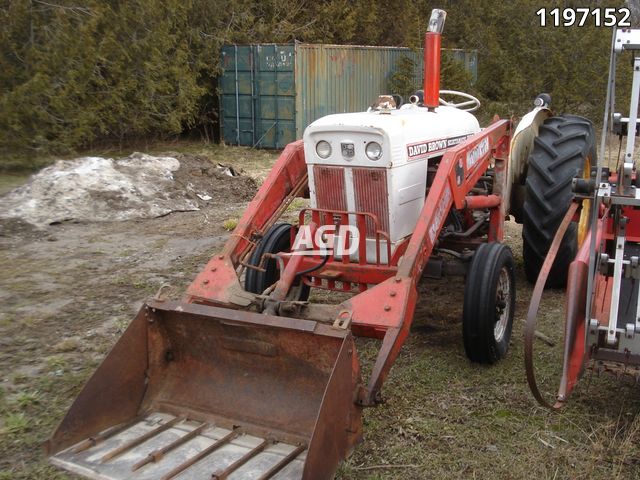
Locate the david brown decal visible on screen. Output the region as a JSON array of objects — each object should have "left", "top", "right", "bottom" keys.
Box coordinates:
[
  {"left": 445, "top": 135, "right": 469, "bottom": 148},
  {"left": 406, "top": 134, "right": 470, "bottom": 160}
]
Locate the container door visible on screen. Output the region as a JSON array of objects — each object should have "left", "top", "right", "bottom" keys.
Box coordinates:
[
  {"left": 254, "top": 45, "right": 296, "bottom": 148},
  {"left": 220, "top": 45, "right": 255, "bottom": 146}
]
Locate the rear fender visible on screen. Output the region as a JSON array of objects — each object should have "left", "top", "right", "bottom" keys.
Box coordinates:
[{"left": 507, "top": 106, "right": 552, "bottom": 220}]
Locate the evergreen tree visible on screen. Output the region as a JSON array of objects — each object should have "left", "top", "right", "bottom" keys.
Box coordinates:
[{"left": 0, "top": 0, "right": 631, "bottom": 167}]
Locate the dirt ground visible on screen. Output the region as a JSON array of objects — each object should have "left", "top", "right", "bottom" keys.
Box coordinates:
[{"left": 1, "top": 143, "right": 640, "bottom": 480}]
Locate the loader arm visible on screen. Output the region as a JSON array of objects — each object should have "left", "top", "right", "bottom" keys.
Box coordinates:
[
  {"left": 343, "top": 119, "right": 511, "bottom": 405},
  {"left": 186, "top": 140, "right": 308, "bottom": 306}
]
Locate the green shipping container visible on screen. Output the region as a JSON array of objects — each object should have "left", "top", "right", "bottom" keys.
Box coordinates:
[{"left": 220, "top": 44, "right": 478, "bottom": 149}]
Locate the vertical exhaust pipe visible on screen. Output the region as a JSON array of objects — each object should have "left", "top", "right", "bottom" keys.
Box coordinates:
[{"left": 424, "top": 9, "right": 446, "bottom": 110}]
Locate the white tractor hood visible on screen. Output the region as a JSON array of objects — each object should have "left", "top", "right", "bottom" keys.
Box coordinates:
[{"left": 303, "top": 104, "right": 481, "bottom": 168}]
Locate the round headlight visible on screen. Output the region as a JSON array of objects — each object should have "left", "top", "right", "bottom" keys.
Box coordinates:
[
  {"left": 316, "top": 140, "right": 332, "bottom": 159},
  {"left": 365, "top": 141, "right": 383, "bottom": 161}
]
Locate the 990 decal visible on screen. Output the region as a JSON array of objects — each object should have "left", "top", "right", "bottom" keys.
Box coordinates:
[{"left": 536, "top": 7, "right": 631, "bottom": 27}]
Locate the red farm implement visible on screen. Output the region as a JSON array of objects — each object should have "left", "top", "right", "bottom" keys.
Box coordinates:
[{"left": 525, "top": 27, "right": 640, "bottom": 410}]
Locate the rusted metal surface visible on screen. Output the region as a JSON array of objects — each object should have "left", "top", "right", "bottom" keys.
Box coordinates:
[
  {"left": 100, "top": 416, "right": 184, "bottom": 462},
  {"left": 46, "top": 308, "right": 150, "bottom": 455},
  {"left": 257, "top": 444, "right": 307, "bottom": 480},
  {"left": 212, "top": 438, "right": 271, "bottom": 479},
  {"left": 301, "top": 260, "right": 397, "bottom": 290},
  {"left": 524, "top": 202, "right": 580, "bottom": 410},
  {"left": 221, "top": 43, "right": 478, "bottom": 147},
  {"left": 70, "top": 415, "right": 146, "bottom": 454},
  {"left": 160, "top": 428, "right": 241, "bottom": 480},
  {"left": 352, "top": 167, "right": 390, "bottom": 235},
  {"left": 588, "top": 359, "right": 640, "bottom": 381},
  {"left": 313, "top": 165, "right": 348, "bottom": 211},
  {"left": 591, "top": 349, "right": 640, "bottom": 365},
  {"left": 303, "top": 333, "right": 364, "bottom": 475},
  {"left": 48, "top": 301, "right": 362, "bottom": 479}
]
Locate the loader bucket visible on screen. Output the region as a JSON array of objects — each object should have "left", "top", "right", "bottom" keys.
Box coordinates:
[{"left": 47, "top": 300, "right": 362, "bottom": 480}]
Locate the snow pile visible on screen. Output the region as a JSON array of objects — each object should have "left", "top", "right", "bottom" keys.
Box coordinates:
[{"left": 0, "top": 153, "right": 199, "bottom": 227}]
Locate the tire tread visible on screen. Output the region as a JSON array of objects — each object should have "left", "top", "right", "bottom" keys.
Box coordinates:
[
  {"left": 463, "top": 243, "right": 515, "bottom": 364},
  {"left": 522, "top": 114, "right": 596, "bottom": 287}
]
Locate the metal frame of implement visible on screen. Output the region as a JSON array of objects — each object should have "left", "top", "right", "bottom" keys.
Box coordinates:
[{"left": 526, "top": 27, "right": 640, "bottom": 410}]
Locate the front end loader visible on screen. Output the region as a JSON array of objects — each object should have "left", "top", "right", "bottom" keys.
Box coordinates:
[
  {"left": 525, "top": 27, "right": 640, "bottom": 410},
  {"left": 49, "top": 10, "right": 519, "bottom": 478}
]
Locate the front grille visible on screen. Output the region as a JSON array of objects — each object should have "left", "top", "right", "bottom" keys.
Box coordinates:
[
  {"left": 352, "top": 167, "right": 389, "bottom": 237},
  {"left": 313, "top": 165, "right": 348, "bottom": 211}
]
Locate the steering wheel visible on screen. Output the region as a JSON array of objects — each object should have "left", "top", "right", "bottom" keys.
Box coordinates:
[{"left": 439, "top": 90, "right": 481, "bottom": 112}]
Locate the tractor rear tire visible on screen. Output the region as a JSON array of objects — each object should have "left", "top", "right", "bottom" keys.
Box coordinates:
[
  {"left": 244, "top": 223, "right": 310, "bottom": 300},
  {"left": 522, "top": 115, "right": 596, "bottom": 287},
  {"left": 463, "top": 242, "right": 515, "bottom": 364}
]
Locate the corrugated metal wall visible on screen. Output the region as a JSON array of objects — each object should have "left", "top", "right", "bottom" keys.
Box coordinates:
[
  {"left": 220, "top": 44, "right": 478, "bottom": 148},
  {"left": 295, "top": 45, "right": 419, "bottom": 139}
]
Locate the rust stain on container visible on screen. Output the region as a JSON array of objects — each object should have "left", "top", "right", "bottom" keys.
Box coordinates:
[{"left": 220, "top": 43, "right": 477, "bottom": 149}]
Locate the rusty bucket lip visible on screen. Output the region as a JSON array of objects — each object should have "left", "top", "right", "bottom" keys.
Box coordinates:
[{"left": 146, "top": 299, "right": 348, "bottom": 339}]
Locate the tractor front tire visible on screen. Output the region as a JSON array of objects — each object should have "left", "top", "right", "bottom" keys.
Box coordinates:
[
  {"left": 244, "top": 223, "right": 310, "bottom": 300},
  {"left": 463, "top": 243, "right": 516, "bottom": 364},
  {"left": 522, "top": 115, "right": 596, "bottom": 287}
]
